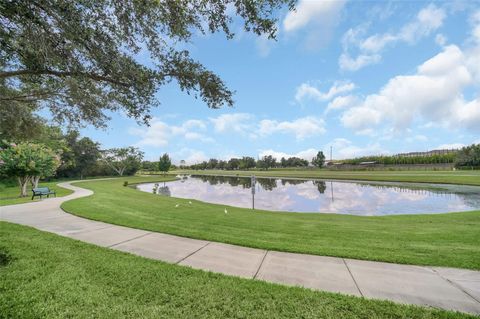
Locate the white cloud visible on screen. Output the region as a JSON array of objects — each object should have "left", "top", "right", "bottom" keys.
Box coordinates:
[
  {"left": 258, "top": 138, "right": 388, "bottom": 161},
  {"left": 340, "top": 44, "right": 480, "bottom": 133},
  {"left": 130, "top": 118, "right": 213, "bottom": 147},
  {"left": 326, "top": 95, "right": 358, "bottom": 113},
  {"left": 407, "top": 134, "right": 428, "bottom": 143},
  {"left": 209, "top": 113, "right": 253, "bottom": 134},
  {"left": 209, "top": 113, "right": 326, "bottom": 140},
  {"left": 472, "top": 10, "right": 480, "bottom": 42},
  {"left": 340, "top": 4, "right": 446, "bottom": 71},
  {"left": 435, "top": 33, "right": 447, "bottom": 46},
  {"left": 360, "top": 34, "right": 397, "bottom": 52},
  {"left": 259, "top": 116, "right": 326, "bottom": 139},
  {"left": 399, "top": 4, "right": 446, "bottom": 43},
  {"left": 326, "top": 138, "right": 387, "bottom": 159},
  {"left": 173, "top": 148, "right": 209, "bottom": 165},
  {"left": 258, "top": 148, "right": 319, "bottom": 161},
  {"left": 338, "top": 53, "right": 381, "bottom": 71},
  {"left": 256, "top": 34, "right": 274, "bottom": 57},
  {"left": 283, "top": 0, "right": 347, "bottom": 51},
  {"left": 283, "top": 0, "right": 346, "bottom": 32},
  {"left": 295, "top": 81, "right": 355, "bottom": 103}
]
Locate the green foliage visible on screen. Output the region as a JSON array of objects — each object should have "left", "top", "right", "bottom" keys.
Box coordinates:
[
  {"left": 1, "top": 0, "right": 293, "bottom": 128},
  {"left": 0, "top": 142, "right": 60, "bottom": 178},
  {"left": 342, "top": 153, "right": 457, "bottom": 165},
  {"left": 256, "top": 155, "right": 276, "bottom": 170},
  {"left": 102, "top": 147, "right": 144, "bottom": 176},
  {"left": 123, "top": 181, "right": 128, "bottom": 187},
  {"left": 0, "top": 103, "right": 45, "bottom": 142},
  {"left": 311, "top": 151, "right": 326, "bottom": 167},
  {"left": 280, "top": 156, "right": 308, "bottom": 168},
  {"left": 455, "top": 144, "right": 480, "bottom": 168},
  {"left": 64, "top": 131, "right": 100, "bottom": 178},
  {"left": 141, "top": 161, "right": 158, "bottom": 171},
  {"left": 239, "top": 156, "right": 256, "bottom": 169},
  {"left": 206, "top": 158, "right": 219, "bottom": 169},
  {"left": 227, "top": 158, "right": 241, "bottom": 170},
  {"left": 0, "top": 142, "right": 60, "bottom": 196},
  {"left": 158, "top": 153, "right": 172, "bottom": 174}
]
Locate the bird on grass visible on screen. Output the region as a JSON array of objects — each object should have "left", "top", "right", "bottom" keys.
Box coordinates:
[
  {"left": 189, "top": 201, "right": 192, "bottom": 205},
  {"left": 224, "top": 208, "right": 228, "bottom": 214},
  {"left": 175, "top": 204, "right": 180, "bottom": 208}
]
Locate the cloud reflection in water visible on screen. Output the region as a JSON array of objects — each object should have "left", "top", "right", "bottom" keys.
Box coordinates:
[{"left": 136, "top": 175, "right": 480, "bottom": 216}]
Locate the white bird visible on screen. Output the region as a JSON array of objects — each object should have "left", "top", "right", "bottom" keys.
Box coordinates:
[
  {"left": 175, "top": 204, "right": 180, "bottom": 208},
  {"left": 189, "top": 201, "right": 192, "bottom": 204},
  {"left": 224, "top": 208, "right": 228, "bottom": 214}
]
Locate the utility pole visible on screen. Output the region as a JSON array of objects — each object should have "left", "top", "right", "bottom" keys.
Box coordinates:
[{"left": 330, "top": 146, "right": 333, "bottom": 161}]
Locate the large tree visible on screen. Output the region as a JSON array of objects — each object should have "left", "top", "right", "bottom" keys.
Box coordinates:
[
  {"left": 256, "top": 155, "right": 276, "bottom": 170},
  {"left": 312, "top": 151, "right": 326, "bottom": 168},
  {"left": 1, "top": 0, "right": 294, "bottom": 129},
  {"left": 102, "top": 147, "right": 143, "bottom": 176},
  {"left": 240, "top": 156, "right": 256, "bottom": 169},
  {"left": 0, "top": 142, "right": 60, "bottom": 196},
  {"left": 455, "top": 144, "right": 480, "bottom": 168},
  {"left": 158, "top": 153, "right": 171, "bottom": 175}
]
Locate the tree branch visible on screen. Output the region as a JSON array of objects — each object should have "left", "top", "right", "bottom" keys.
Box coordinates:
[{"left": 0, "top": 69, "right": 130, "bottom": 87}]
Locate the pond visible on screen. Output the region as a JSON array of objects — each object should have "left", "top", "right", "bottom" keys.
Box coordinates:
[{"left": 136, "top": 175, "right": 480, "bottom": 216}]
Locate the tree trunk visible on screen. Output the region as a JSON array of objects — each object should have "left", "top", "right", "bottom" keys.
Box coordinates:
[
  {"left": 17, "top": 176, "right": 30, "bottom": 197},
  {"left": 31, "top": 176, "right": 40, "bottom": 188}
]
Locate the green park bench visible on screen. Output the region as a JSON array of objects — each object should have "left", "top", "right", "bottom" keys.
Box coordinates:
[{"left": 31, "top": 187, "right": 56, "bottom": 200}]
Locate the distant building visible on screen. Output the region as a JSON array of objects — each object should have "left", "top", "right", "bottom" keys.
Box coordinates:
[{"left": 359, "top": 161, "right": 377, "bottom": 165}]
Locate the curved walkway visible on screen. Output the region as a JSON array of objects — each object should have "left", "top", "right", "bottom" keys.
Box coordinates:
[{"left": 1, "top": 181, "right": 479, "bottom": 315}]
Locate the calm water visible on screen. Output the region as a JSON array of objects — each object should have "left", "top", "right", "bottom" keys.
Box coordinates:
[{"left": 136, "top": 175, "right": 480, "bottom": 215}]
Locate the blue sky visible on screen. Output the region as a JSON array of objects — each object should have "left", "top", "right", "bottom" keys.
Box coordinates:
[{"left": 80, "top": 0, "right": 480, "bottom": 163}]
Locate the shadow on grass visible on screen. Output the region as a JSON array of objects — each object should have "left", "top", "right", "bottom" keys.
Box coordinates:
[{"left": 0, "top": 247, "right": 14, "bottom": 267}]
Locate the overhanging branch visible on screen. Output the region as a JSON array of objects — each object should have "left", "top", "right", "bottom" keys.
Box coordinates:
[{"left": 0, "top": 69, "right": 130, "bottom": 87}]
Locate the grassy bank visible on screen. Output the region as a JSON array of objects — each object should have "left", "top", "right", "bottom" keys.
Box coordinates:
[
  {"left": 0, "top": 222, "right": 475, "bottom": 318},
  {"left": 174, "top": 169, "right": 480, "bottom": 186},
  {"left": 62, "top": 176, "right": 480, "bottom": 270},
  {"left": 0, "top": 180, "right": 73, "bottom": 206}
]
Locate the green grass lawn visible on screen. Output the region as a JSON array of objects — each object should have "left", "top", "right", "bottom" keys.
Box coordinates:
[
  {"left": 62, "top": 175, "right": 480, "bottom": 270},
  {"left": 0, "top": 180, "right": 73, "bottom": 206},
  {"left": 0, "top": 222, "right": 475, "bottom": 319},
  {"left": 174, "top": 168, "right": 480, "bottom": 186}
]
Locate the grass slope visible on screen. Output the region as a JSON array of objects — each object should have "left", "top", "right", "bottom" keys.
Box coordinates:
[
  {"left": 62, "top": 176, "right": 480, "bottom": 270},
  {"left": 175, "top": 169, "right": 480, "bottom": 186},
  {"left": 0, "top": 181, "right": 73, "bottom": 206},
  {"left": 0, "top": 222, "right": 476, "bottom": 319}
]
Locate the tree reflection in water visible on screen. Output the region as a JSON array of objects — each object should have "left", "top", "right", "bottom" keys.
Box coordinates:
[{"left": 137, "top": 175, "right": 480, "bottom": 215}]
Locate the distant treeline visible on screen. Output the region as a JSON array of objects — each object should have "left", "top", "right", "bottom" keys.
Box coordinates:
[
  {"left": 341, "top": 153, "right": 457, "bottom": 165},
  {"left": 169, "top": 144, "right": 480, "bottom": 171}
]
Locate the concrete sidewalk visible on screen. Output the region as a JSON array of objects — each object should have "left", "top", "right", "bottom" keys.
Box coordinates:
[{"left": 1, "top": 181, "right": 479, "bottom": 315}]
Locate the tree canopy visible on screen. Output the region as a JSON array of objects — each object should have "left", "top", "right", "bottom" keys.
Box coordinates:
[
  {"left": 158, "top": 153, "right": 172, "bottom": 175},
  {"left": 1, "top": 0, "right": 294, "bottom": 129},
  {"left": 102, "top": 147, "right": 144, "bottom": 176},
  {"left": 311, "top": 151, "right": 326, "bottom": 168},
  {"left": 455, "top": 144, "right": 480, "bottom": 168},
  {"left": 0, "top": 142, "right": 60, "bottom": 196}
]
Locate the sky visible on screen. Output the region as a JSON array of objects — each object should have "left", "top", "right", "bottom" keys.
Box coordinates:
[{"left": 80, "top": 0, "right": 480, "bottom": 164}]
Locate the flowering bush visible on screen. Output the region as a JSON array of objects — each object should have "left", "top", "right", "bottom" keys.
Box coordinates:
[{"left": 0, "top": 142, "right": 60, "bottom": 197}]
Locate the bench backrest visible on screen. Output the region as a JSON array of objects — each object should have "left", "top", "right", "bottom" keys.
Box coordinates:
[{"left": 33, "top": 187, "right": 50, "bottom": 193}]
